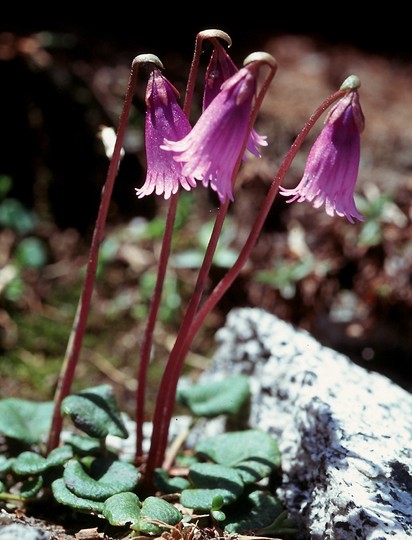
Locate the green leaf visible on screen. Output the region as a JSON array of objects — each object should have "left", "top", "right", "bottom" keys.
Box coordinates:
[
  {"left": 15, "top": 237, "right": 48, "bottom": 269},
  {"left": 65, "top": 433, "right": 102, "bottom": 455},
  {"left": 102, "top": 492, "right": 141, "bottom": 528},
  {"left": 46, "top": 445, "right": 74, "bottom": 467},
  {"left": 180, "top": 463, "right": 244, "bottom": 511},
  {"left": 51, "top": 478, "right": 104, "bottom": 514},
  {"left": 180, "top": 488, "right": 233, "bottom": 512},
  {"left": 138, "top": 496, "right": 182, "bottom": 534},
  {"left": 177, "top": 376, "right": 250, "bottom": 417},
  {"left": 20, "top": 476, "right": 43, "bottom": 499},
  {"left": 12, "top": 451, "right": 48, "bottom": 475},
  {"left": 195, "top": 430, "right": 281, "bottom": 484},
  {"left": 61, "top": 385, "right": 128, "bottom": 439},
  {"left": 211, "top": 509, "right": 226, "bottom": 521},
  {"left": 63, "top": 458, "right": 140, "bottom": 501},
  {"left": 223, "top": 489, "right": 289, "bottom": 534},
  {"left": 12, "top": 446, "right": 74, "bottom": 476},
  {"left": 153, "top": 468, "right": 191, "bottom": 494},
  {"left": 0, "top": 198, "right": 37, "bottom": 233},
  {"left": 0, "top": 455, "right": 13, "bottom": 474},
  {"left": 0, "top": 398, "right": 53, "bottom": 444},
  {"left": 211, "top": 494, "right": 224, "bottom": 510}
]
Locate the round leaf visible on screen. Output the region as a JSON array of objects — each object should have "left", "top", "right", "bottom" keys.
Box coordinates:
[
  {"left": 51, "top": 478, "right": 104, "bottom": 514},
  {"left": 0, "top": 398, "right": 53, "bottom": 444},
  {"left": 12, "top": 446, "right": 74, "bottom": 476},
  {"left": 61, "top": 385, "right": 128, "bottom": 439},
  {"left": 153, "top": 468, "right": 190, "bottom": 494},
  {"left": 20, "top": 476, "right": 43, "bottom": 499},
  {"left": 63, "top": 458, "right": 140, "bottom": 501},
  {"left": 46, "top": 445, "right": 74, "bottom": 467},
  {"left": 12, "top": 451, "right": 48, "bottom": 475},
  {"left": 177, "top": 376, "right": 250, "bottom": 417},
  {"left": 195, "top": 430, "right": 281, "bottom": 483},
  {"left": 211, "top": 509, "right": 226, "bottom": 522},
  {"left": 181, "top": 463, "right": 244, "bottom": 510},
  {"left": 181, "top": 488, "right": 235, "bottom": 511},
  {"left": 65, "top": 433, "right": 101, "bottom": 455},
  {"left": 102, "top": 492, "right": 141, "bottom": 527},
  {"left": 138, "top": 496, "right": 182, "bottom": 534},
  {"left": 0, "top": 455, "right": 14, "bottom": 474}
]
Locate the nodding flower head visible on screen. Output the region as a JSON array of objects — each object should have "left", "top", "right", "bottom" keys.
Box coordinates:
[
  {"left": 280, "top": 88, "right": 365, "bottom": 223},
  {"left": 136, "top": 68, "right": 196, "bottom": 200},
  {"left": 203, "top": 43, "right": 267, "bottom": 158},
  {"left": 161, "top": 62, "right": 262, "bottom": 203}
]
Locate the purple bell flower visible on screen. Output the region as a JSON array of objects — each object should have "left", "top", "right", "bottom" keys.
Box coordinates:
[
  {"left": 161, "top": 63, "right": 261, "bottom": 203},
  {"left": 136, "top": 69, "right": 196, "bottom": 199},
  {"left": 203, "top": 43, "right": 267, "bottom": 158},
  {"left": 280, "top": 89, "right": 365, "bottom": 223}
]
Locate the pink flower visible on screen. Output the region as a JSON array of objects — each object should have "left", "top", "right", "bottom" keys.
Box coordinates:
[
  {"left": 203, "top": 44, "right": 267, "bottom": 158},
  {"left": 136, "top": 69, "right": 196, "bottom": 199},
  {"left": 161, "top": 64, "right": 260, "bottom": 203},
  {"left": 280, "top": 90, "right": 365, "bottom": 223}
]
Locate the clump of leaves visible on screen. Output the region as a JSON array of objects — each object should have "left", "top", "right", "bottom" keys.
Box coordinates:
[{"left": 0, "top": 379, "right": 296, "bottom": 537}]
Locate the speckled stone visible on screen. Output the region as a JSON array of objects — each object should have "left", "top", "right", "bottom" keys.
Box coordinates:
[
  {"left": 0, "top": 523, "right": 50, "bottom": 540},
  {"left": 197, "top": 307, "right": 412, "bottom": 540}
]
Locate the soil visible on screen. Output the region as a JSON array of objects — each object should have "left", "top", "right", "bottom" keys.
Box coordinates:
[{"left": 0, "top": 25, "right": 411, "bottom": 540}]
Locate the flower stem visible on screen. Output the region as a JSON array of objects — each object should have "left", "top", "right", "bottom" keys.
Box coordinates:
[
  {"left": 143, "top": 53, "right": 278, "bottom": 488},
  {"left": 175, "top": 88, "right": 348, "bottom": 369},
  {"left": 183, "top": 29, "right": 232, "bottom": 117},
  {"left": 144, "top": 198, "right": 230, "bottom": 485},
  {"left": 46, "top": 54, "right": 162, "bottom": 454},
  {"left": 134, "top": 194, "right": 178, "bottom": 461},
  {"left": 133, "top": 31, "right": 222, "bottom": 462}
]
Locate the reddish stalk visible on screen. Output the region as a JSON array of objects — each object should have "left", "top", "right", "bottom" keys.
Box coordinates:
[
  {"left": 133, "top": 31, "right": 231, "bottom": 461},
  {"left": 134, "top": 194, "right": 178, "bottom": 460},
  {"left": 47, "top": 54, "right": 163, "bottom": 454},
  {"left": 143, "top": 54, "right": 278, "bottom": 487},
  {"left": 144, "top": 199, "right": 230, "bottom": 484},
  {"left": 183, "top": 29, "right": 232, "bottom": 117},
  {"left": 162, "top": 87, "right": 349, "bottom": 400}
]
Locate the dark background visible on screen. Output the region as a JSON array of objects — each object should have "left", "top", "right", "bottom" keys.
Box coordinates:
[{"left": 2, "top": 10, "right": 412, "bottom": 59}]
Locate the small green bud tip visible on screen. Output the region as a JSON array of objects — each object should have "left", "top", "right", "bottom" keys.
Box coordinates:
[
  {"left": 198, "top": 29, "right": 232, "bottom": 48},
  {"left": 132, "top": 54, "right": 164, "bottom": 70},
  {"left": 340, "top": 75, "right": 361, "bottom": 91},
  {"left": 243, "top": 51, "right": 277, "bottom": 69}
]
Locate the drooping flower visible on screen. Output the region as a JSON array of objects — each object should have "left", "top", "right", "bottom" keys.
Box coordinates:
[
  {"left": 203, "top": 43, "right": 267, "bottom": 158},
  {"left": 135, "top": 68, "right": 196, "bottom": 199},
  {"left": 280, "top": 88, "right": 365, "bottom": 223},
  {"left": 161, "top": 63, "right": 261, "bottom": 203}
]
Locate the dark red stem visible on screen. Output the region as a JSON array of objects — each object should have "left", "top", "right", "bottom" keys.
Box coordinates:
[
  {"left": 169, "top": 88, "right": 348, "bottom": 387},
  {"left": 134, "top": 194, "right": 178, "bottom": 460},
  {"left": 46, "top": 60, "right": 140, "bottom": 454},
  {"left": 134, "top": 31, "right": 210, "bottom": 462},
  {"left": 143, "top": 56, "right": 278, "bottom": 488}
]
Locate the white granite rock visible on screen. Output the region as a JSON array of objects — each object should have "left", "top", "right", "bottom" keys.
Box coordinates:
[
  {"left": 197, "top": 307, "right": 412, "bottom": 540},
  {"left": 0, "top": 524, "right": 50, "bottom": 540}
]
